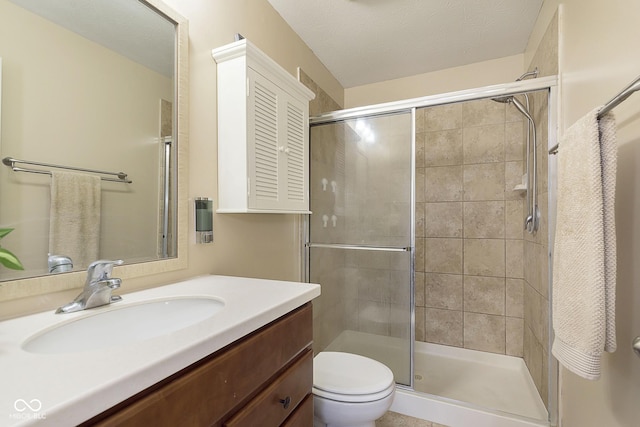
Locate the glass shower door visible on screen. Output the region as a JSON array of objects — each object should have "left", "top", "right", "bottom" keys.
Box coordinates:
[{"left": 307, "top": 112, "right": 413, "bottom": 386}]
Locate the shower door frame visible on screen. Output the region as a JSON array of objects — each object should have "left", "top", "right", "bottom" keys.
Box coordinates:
[
  {"left": 304, "top": 75, "right": 559, "bottom": 426},
  {"left": 305, "top": 109, "right": 417, "bottom": 388}
]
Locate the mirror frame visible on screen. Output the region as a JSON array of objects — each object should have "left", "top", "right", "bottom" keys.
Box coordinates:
[{"left": 0, "top": 0, "right": 188, "bottom": 302}]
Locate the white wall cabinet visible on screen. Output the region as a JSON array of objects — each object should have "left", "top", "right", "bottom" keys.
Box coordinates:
[{"left": 212, "top": 39, "right": 315, "bottom": 213}]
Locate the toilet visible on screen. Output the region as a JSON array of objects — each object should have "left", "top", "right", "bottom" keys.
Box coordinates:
[{"left": 312, "top": 351, "right": 396, "bottom": 427}]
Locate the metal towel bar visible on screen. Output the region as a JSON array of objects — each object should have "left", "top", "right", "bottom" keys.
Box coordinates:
[
  {"left": 2, "top": 157, "right": 132, "bottom": 183},
  {"left": 549, "top": 73, "right": 640, "bottom": 154}
]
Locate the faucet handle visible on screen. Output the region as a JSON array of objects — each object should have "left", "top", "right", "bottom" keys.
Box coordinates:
[{"left": 86, "top": 259, "right": 124, "bottom": 282}]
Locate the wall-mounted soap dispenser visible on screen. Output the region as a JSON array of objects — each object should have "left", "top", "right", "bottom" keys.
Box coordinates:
[{"left": 195, "top": 197, "right": 213, "bottom": 244}]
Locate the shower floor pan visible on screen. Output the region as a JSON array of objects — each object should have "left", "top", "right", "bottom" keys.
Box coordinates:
[{"left": 326, "top": 330, "right": 548, "bottom": 426}]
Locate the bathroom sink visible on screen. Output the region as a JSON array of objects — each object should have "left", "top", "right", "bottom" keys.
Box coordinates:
[{"left": 23, "top": 297, "right": 225, "bottom": 354}]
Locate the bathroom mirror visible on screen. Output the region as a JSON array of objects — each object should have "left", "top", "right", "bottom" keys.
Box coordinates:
[{"left": 0, "top": 0, "right": 188, "bottom": 298}]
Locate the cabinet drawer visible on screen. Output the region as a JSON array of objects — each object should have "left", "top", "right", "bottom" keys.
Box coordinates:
[
  {"left": 224, "top": 349, "right": 312, "bottom": 427},
  {"left": 86, "top": 303, "right": 312, "bottom": 427},
  {"left": 281, "top": 394, "right": 313, "bottom": 427}
]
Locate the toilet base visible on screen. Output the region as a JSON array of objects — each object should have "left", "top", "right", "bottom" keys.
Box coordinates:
[{"left": 312, "top": 391, "right": 394, "bottom": 427}]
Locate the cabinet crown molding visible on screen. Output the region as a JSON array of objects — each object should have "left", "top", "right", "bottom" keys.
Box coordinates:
[{"left": 212, "top": 39, "right": 315, "bottom": 102}]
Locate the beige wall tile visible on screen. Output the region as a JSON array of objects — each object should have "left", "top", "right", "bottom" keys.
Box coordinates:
[
  {"left": 464, "top": 312, "right": 506, "bottom": 353},
  {"left": 462, "top": 99, "right": 506, "bottom": 127},
  {"left": 463, "top": 163, "right": 505, "bottom": 201},
  {"left": 463, "top": 124, "right": 505, "bottom": 164},
  {"left": 415, "top": 271, "right": 425, "bottom": 307},
  {"left": 506, "top": 239, "right": 524, "bottom": 278},
  {"left": 423, "top": 103, "right": 462, "bottom": 131},
  {"left": 415, "top": 306, "right": 425, "bottom": 341},
  {"left": 463, "top": 275, "right": 505, "bottom": 315},
  {"left": 463, "top": 239, "right": 505, "bottom": 277},
  {"left": 541, "top": 349, "right": 549, "bottom": 408},
  {"left": 426, "top": 308, "right": 463, "bottom": 347},
  {"left": 425, "top": 202, "right": 463, "bottom": 237},
  {"left": 413, "top": 92, "right": 548, "bottom": 376},
  {"left": 506, "top": 278, "right": 524, "bottom": 318},
  {"left": 524, "top": 282, "right": 546, "bottom": 346},
  {"left": 505, "top": 161, "right": 525, "bottom": 200},
  {"left": 425, "top": 166, "right": 463, "bottom": 202},
  {"left": 416, "top": 132, "right": 425, "bottom": 168},
  {"left": 416, "top": 167, "right": 425, "bottom": 203},
  {"left": 463, "top": 201, "right": 505, "bottom": 238},
  {"left": 416, "top": 202, "right": 425, "bottom": 238},
  {"left": 425, "top": 273, "right": 463, "bottom": 310},
  {"left": 425, "top": 238, "right": 463, "bottom": 274},
  {"left": 415, "top": 237, "right": 425, "bottom": 272},
  {"left": 505, "top": 200, "right": 524, "bottom": 239},
  {"left": 505, "top": 121, "right": 525, "bottom": 161},
  {"left": 425, "top": 129, "right": 463, "bottom": 166},
  {"left": 524, "top": 324, "right": 544, "bottom": 395},
  {"left": 506, "top": 317, "right": 524, "bottom": 357},
  {"left": 415, "top": 106, "right": 425, "bottom": 133}
]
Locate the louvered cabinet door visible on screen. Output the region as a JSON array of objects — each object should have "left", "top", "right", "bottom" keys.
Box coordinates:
[
  {"left": 280, "top": 95, "right": 308, "bottom": 211},
  {"left": 247, "top": 69, "right": 281, "bottom": 210},
  {"left": 247, "top": 69, "right": 309, "bottom": 212}
]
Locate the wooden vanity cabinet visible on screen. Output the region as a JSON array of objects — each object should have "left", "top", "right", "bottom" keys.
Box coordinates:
[{"left": 83, "top": 303, "right": 313, "bottom": 427}]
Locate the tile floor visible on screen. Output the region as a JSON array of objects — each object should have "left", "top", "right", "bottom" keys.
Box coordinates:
[{"left": 376, "top": 411, "right": 449, "bottom": 427}]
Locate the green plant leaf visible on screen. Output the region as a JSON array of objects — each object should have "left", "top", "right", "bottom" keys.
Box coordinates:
[
  {"left": 0, "top": 228, "right": 14, "bottom": 240},
  {"left": 0, "top": 247, "right": 24, "bottom": 270}
]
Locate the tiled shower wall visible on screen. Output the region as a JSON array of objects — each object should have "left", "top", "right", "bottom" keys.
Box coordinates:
[
  {"left": 415, "top": 99, "right": 527, "bottom": 356},
  {"left": 522, "top": 11, "right": 557, "bottom": 406}
]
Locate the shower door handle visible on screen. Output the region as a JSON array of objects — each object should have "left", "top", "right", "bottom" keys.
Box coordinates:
[{"left": 633, "top": 337, "right": 640, "bottom": 359}]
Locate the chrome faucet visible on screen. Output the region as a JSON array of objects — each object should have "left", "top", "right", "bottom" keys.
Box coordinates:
[{"left": 55, "top": 259, "right": 124, "bottom": 314}]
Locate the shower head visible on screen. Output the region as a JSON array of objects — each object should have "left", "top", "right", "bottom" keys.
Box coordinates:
[
  {"left": 491, "top": 96, "right": 513, "bottom": 104},
  {"left": 490, "top": 95, "right": 534, "bottom": 123}
]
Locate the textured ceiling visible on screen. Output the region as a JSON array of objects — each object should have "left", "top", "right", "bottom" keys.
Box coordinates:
[{"left": 267, "top": 0, "right": 544, "bottom": 88}]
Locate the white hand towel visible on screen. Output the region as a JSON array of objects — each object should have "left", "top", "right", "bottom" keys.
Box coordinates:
[
  {"left": 552, "top": 108, "right": 617, "bottom": 380},
  {"left": 49, "top": 171, "right": 101, "bottom": 270}
]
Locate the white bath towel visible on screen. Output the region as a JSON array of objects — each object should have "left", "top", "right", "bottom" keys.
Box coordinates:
[
  {"left": 49, "top": 171, "right": 101, "bottom": 270},
  {"left": 552, "top": 108, "right": 617, "bottom": 380}
]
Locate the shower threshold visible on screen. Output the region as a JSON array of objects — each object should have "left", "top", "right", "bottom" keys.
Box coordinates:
[{"left": 326, "top": 330, "right": 548, "bottom": 426}]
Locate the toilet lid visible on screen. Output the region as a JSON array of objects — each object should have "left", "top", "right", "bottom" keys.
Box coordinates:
[{"left": 313, "top": 352, "right": 395, "bottom": 396}]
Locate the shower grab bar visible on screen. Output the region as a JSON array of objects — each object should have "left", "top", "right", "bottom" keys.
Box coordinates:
[
  {"left": 2, "top": 157, "right": 132, "bottom": 183},
  {"left": 549, "top": 73, "right": 640, "bottom": 154},
  {"left": 306, "top": 243, "right": 411, "bottom": 252}
]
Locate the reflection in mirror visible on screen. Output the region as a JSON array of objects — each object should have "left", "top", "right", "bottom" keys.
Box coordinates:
[{"left": 0, "top": 0, "right": 178, "bottom": 282}]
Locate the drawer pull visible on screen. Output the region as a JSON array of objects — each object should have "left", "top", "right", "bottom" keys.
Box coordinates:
[{"left": 278, "top": 396, "right": 291, "bottom": 409}]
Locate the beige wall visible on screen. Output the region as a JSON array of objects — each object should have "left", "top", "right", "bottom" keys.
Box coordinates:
[
  {"left": 160, "top": 0, "right": 343, "bottom": 284},
  {"left": 344, "top": 54, "right": 525, "bottom": 108},
  {"left": 529, "top": 1, "right": 640, "bottom": 426}
]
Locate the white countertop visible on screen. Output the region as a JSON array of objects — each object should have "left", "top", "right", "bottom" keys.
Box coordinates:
[{"left": 0, "top": 275, "right": 320, "bottom": 426}]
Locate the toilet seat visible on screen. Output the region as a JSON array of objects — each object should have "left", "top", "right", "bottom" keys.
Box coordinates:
[{"left": 313, "top": 352, "right": 395, "bottom": 403}]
